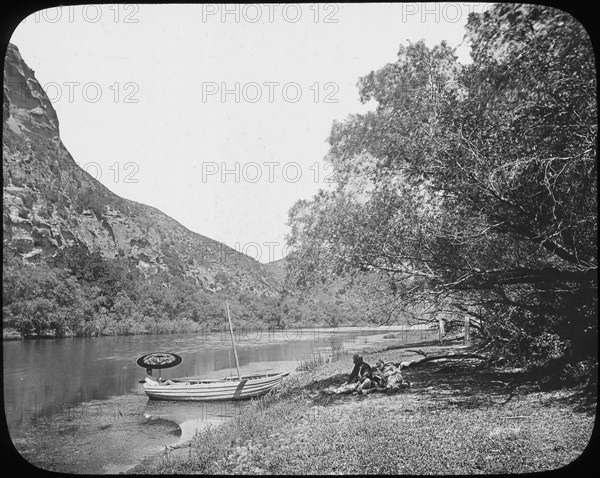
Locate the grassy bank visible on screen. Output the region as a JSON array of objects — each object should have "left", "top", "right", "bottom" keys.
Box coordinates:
[{"left": 131, "top": 339, "right": 595, "bottom": 475}]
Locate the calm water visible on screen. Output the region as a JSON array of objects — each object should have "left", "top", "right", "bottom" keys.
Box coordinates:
[{"left": 3, "top": 326, "right": 431, "bottom": 433}]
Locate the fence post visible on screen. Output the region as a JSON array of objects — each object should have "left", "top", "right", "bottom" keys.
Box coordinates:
[
  {"left": 438, "top": 319, "right": 444, "bottom": 344},
  {"left": 464, "top": 317, "right": 471, "bottom": 346}
]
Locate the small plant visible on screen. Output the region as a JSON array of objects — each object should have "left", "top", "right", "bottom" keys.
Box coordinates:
[
  {"left": 297, "top": 337, "right": 345, "bottom": 371},
  {"left": 297, "top": 353, "right": 329, "bottom": 371}
]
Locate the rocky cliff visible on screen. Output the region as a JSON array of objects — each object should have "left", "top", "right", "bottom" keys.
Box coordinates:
[{"left": 3, "top": 43, "right": 280, "bottom": 295}]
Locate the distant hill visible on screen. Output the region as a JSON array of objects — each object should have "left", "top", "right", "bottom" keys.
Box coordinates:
[{"left": 3, "top": 43, "right": 281, "bottom": 297}]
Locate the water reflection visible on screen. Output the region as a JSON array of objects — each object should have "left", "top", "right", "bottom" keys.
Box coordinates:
[{"left": 143, "top": 399, "right": 248, "bottom": 443}]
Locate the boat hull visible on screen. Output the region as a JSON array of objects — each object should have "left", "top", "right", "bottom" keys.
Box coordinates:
[{"left": 143, "top": 372, "right": 290, "bottom": 401}]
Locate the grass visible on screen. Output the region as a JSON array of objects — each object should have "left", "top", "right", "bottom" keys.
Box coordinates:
[
  {"left": 296, "top": 354, "right": 333, "bottom": 372},
  {"left": 132, "top": 340, "right": 596, "bottom": 475},
  {"left": 297, "top": 336, "right": 345, "bottom": 371}
]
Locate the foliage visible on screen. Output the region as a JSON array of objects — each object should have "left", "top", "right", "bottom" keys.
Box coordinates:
[
  {"left": 2, "top": 242, "right": 382, "bottom": 338},
  {"left": 286, "top": 5, "right": 597, "bottom": 366}
]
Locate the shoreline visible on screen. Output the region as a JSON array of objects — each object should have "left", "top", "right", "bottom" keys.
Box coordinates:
[{"left": 2, "top": 324, "right": 433, "bottom": 342}]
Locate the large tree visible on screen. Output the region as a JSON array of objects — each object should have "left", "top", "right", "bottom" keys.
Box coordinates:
[{"left": 287, "top": 5, "right": 597, "bottom": 364}]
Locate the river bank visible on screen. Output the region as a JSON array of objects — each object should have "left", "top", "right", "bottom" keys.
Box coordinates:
[{"left": 132, "top": 339, "right": 596, "bottom": 475}]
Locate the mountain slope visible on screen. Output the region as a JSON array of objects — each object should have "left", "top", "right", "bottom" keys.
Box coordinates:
[
  {"left": 3, "top": 43, "right": 280, "bottom": 296},
  {"left": 264, "top": 257, "right": 287, "bottom": 286}
]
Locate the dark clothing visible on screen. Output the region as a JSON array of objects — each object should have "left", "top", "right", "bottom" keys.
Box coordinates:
[
  {"left": 348, "top": 362, "right": 372, "bottom": 383},
  {"left": 371, "top": 369, "right": 386, "bottom": 386}
]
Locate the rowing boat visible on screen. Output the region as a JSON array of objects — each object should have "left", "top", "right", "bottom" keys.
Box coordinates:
[
  {"left": 137, "top": 300, "right": 290, "bottom": 401},
  {"left": 142, "top": 371, "right": 290, "bottom": 401}
]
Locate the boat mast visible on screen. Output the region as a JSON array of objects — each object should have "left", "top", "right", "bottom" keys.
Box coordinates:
[{"left": 226, "top": 300, "right": 241, "bottom": 379}]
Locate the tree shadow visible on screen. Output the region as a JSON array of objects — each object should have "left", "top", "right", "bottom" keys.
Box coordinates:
[
  {"left": 414, "top": 361, "right": 596, "bottom": 411},
  {"left": 558, "top": 387, "right": 597, "bottom": 415},
  {"left": 297, "top": 354, "right": 597, "bottom": 413}
]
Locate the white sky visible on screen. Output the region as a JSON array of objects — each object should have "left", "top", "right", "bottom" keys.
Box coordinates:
[{"left": 9, "top": 3, "right": 491, "bottom": 262}]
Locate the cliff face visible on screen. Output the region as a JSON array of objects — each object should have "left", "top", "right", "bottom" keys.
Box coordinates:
[{"left": 3, "top": 43, "right": 280, "bottom": 295}]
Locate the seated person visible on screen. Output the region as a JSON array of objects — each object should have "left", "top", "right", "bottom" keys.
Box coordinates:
[
  {"left": 375, "top": 359, "right": 398, "bottom": 374},
  {"left": 346, "top": 354, "right": 374, "bottom": 392},
  {"left": 371, "top": 359, "right": 393, "bottom": 389},
  {"left": 374, "top": 359, "right": 410, "bottom": 392},
  {"left": 144, "top": 369, "right": 175, "bottom": 386},
  {"left": 329, "top": 354, "right": 374, "bottom": 395}
]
